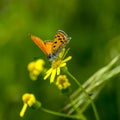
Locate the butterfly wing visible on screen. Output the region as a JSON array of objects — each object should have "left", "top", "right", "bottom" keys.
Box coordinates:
[
  {"left": 30, "top": 35, "right": 52, "bottom": 55},
  {"left": 52, "top": 30, "right": 71, "bottom": 54}
]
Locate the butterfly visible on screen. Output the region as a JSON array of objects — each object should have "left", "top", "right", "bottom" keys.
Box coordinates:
[{"left": 30, "top": 30, "right": 71, "bottom": 61}]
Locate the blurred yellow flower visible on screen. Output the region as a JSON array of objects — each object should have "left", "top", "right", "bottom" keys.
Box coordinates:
[
  {"left": 20, "top": 93, "right": 41, "bottom": 117},
  {"left": 44, "top": 49, "right": 72, "bottom": 83},
  {"left": 56, "top": 75, "right": 71, "bottom": 90},
  {"left": 28, "top": 59, "right": 45, "bottom": 80},
  {"left": 20, "top": 93, "right": 36, "bottom": 117}
]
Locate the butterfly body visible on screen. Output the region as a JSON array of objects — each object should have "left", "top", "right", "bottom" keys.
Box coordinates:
[{"left": 30, "top": 30, "right": 71, "bottom": 61}]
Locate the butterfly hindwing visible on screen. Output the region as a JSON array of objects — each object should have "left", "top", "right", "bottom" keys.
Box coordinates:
[{"left": 52, "top": 30, "right": 71, "bottom": 54}]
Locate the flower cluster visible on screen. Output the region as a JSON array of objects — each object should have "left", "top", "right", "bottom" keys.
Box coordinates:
[
  {"left": 27, "top": 59, "right": 45, "bottom": 80},
  {"left": 44, "top": 49, "right": 72, "bottom": 83},
  {"left": 19, "top": 30, "right": 103, "bottom": 120},
  {"left": 20, "top": 31, "right": 74, "bottom": 118},
  {"left": 56, "top": 75, "right": 71, "bottom": 90}
]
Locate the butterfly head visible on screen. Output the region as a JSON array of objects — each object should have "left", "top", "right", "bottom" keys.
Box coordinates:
[{"left": 47, "top": 53, "right": 57, "bottom": 61}]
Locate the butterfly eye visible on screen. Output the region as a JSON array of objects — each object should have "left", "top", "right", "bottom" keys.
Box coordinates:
[
  {"left": 47, "top": 54, "right": 54, "bottom": 61},
  {"left": 48, "top": 54, "right": 52, "bottom": 59},
  {"left": 47, "top": 54, "right": 57, "bottom": 61}
]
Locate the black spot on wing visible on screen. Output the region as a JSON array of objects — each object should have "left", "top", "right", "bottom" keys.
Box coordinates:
[
  {"left": 60, "top": 40, "right": 64, "bottom": 43},
  {"left": 58, "top": 38, "right": 62, "bottom": 40},
  {"left": 54, "top": 41, "right": 57, "bottom": 44},
  {"left": 62, "top": 37, "right": 65, "bottom": 40}
]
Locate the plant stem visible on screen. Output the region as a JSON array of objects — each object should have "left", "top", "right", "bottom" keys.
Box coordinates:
[
  {"left": 66, "top": 70, "right": 100, "bottom": 120},
  {"left": 41, "top": 107, "right": 85, "bottom": 120}
]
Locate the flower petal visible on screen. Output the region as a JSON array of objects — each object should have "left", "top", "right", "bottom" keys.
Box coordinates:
[
  {"left": 44, "top": 68, "right": 52, "bottom": 80},
  {"left": 62, "top": 56, "right": 72, "bottom": 63},
  {"left": 50, "top": 69, "right": 56, "bottom": 83},
  {"left": 57, "top": 67, "right": 60, "bottom": 75},
  {"left": 20, "top": 103, "right": 28, "bottom": 117},
  {"left": 46, "top": 68, "right": 53, "bottom": 74},
  {"left": 60, "top": 63, "right": 66, "bottom": 67}
]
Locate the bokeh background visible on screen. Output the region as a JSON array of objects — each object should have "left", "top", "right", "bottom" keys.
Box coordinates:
[{"left": 0, "top": 0, "right": 120, "bottom": 120}]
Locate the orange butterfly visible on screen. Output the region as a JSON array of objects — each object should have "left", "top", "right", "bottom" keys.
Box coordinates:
[{"left": 30, "top": 30, "right": 71, "bottom": 61}]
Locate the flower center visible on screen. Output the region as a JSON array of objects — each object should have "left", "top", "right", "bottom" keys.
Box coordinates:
[
  {"left": 58, "top": 78, "right": 66, "bottom": 87},
  {"left": 52, "top": 59, "right": 62, "bottom": 69}
]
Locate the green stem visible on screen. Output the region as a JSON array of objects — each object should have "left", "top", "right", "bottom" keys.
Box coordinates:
[
  {"left": 41, "top": 107, "right": 85, "bottom": 120},
  {"left": 66, "top": 70, "right": 100, "bottom": 120},
  {"left": 69, "top": 97, "right": 87, "bottom": 120}
]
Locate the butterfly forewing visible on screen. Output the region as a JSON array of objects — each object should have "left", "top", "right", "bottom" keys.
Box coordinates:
[{"left": 44, "top": 41, "right": 53, "bottom": 55}]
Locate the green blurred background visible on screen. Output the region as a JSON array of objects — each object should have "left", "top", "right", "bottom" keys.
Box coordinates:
[{"left": 0, "top": 0, "right": 120, "bottom": 120}]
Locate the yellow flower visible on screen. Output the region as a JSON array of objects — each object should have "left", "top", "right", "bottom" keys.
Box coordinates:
[
  {"left": 20, "top": 93, "right": 36, "bottom": 117},
  {"left": 56, "top": 75, "right": 71, "bottom": 90},
  {"left": 27, "top": 59, "right": 45, "bottom": 80},
  {"left": 20, "top": 93, "right": 41, "bottom": 117},
  {"left": 44, "top": 49, "right": 72, "bottom": 83}
]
